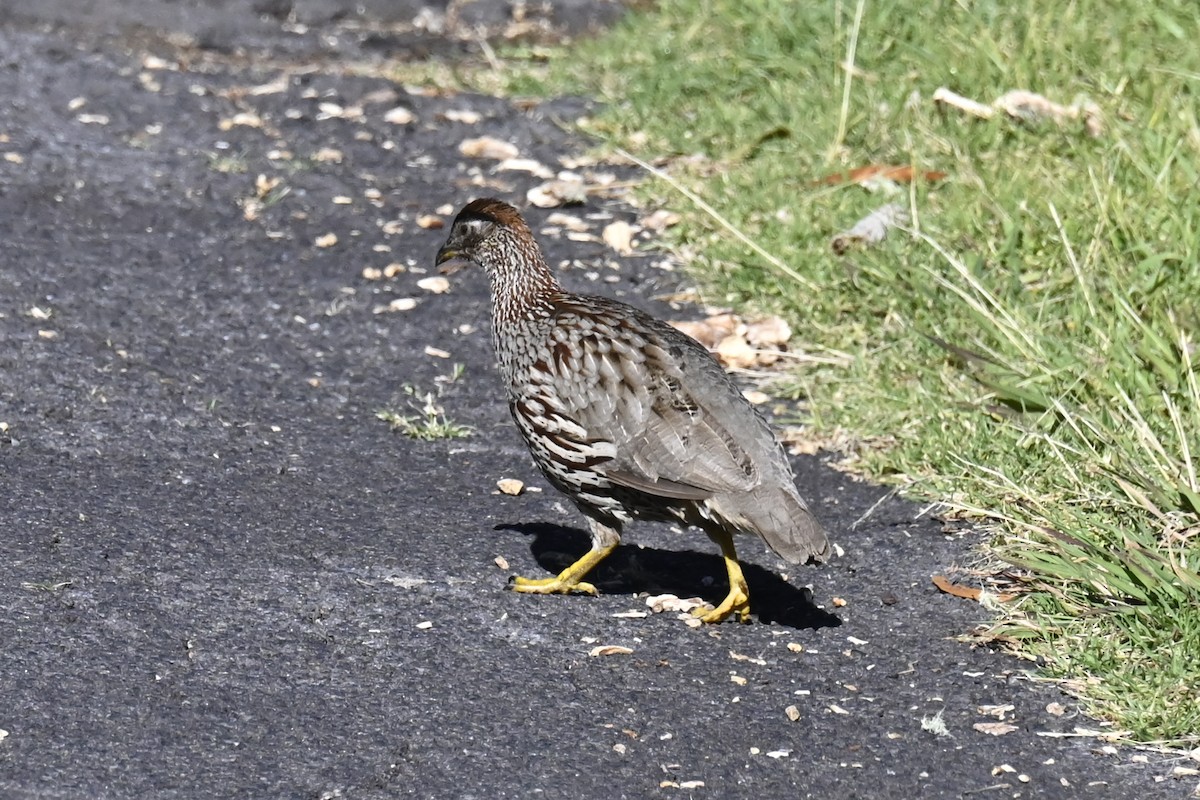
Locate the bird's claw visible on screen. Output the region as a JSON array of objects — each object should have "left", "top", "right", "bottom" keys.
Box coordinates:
[
  {"left": 692, "top": 593, "right": 752, "bottom": 624},
  {"left": 509, "top": 574, "right": 599, "bottom": 596}
]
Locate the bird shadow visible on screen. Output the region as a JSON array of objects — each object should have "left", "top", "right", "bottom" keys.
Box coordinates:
[{"left": 497, "top": 522, "right": 841, "bottom": 630}]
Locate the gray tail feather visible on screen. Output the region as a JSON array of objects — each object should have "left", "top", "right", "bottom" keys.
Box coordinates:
[{"left": 744, "top": 486, "right": 830, "bottom": 564}]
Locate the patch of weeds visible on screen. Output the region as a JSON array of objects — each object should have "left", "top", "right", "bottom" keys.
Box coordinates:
[{"left": 378, "top": 365, "right": 472, "bottom": 441}]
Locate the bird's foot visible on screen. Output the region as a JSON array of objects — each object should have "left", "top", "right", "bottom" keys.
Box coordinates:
[
  {"left": 509, "top": 574, "right": 599, "bottom": 596},
  {"left": 693, "top": 586, "right": 752, "bottom": 624}
]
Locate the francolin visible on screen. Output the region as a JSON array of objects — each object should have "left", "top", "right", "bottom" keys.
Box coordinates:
[{"left": 435, "top": 198, "right": 828, "bottom": 623}]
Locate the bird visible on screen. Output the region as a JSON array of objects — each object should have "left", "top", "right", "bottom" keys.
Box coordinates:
[{"left": 435, "top": 198, "right": 829, "bottom": 623}]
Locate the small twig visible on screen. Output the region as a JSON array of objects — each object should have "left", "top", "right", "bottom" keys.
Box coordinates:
[
  {"left": 852, "top": 486, "right": 903, "bottom": 529},
  {"left": 615, "top": 148, "right": 820, "bottom": 291},
  {"left": 474, "top": 28, "right": 502, "bottom": 74}
]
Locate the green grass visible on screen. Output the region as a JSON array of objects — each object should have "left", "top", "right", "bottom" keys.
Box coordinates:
[
  {"left": 378, "top": 371, "right": 472, "bottom": 441},
  {"left": 504, "top": 0, "right": 1200, "bottom": 744}
]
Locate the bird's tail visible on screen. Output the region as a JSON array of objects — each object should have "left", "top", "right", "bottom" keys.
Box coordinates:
[{"left": 717, "top": 486, "right": 830, "bottom": 565}]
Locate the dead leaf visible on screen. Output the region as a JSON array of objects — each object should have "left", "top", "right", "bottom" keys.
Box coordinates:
[
  {"left": 641, "top": 209, "right": 681, "bottom": 231},
  {"left": 602, "top": 221, "right": 637, "bottom": 255},
  {"left": 932, "top": 574, "right": 1017, "bottom": 603},
  {"left": 443, "top": 109, "right": 482, "bottom": 124},
  {"left": 934, "top": 87, "right": 1104, "bottom": 137},
  {"left": 458, "top": 136, "right": 519, "bottom": 161},
  {"left": 527, "top": 178, "right": 587, "bottom": 208},
  {"left": 744, "top": 316, "right": 792, "bottom": 347},
  {"left": 831, "top": 203, "right": 908, "bottom": 255},
  {"left": 816, "top": 164, "right": 948, "bottom": 186},
  {"left": 589, "top": 645, "right": 633, "bottom": 657},
  {"left": 715, "top": 334, "right": 757, "bottom": 369},
  {"left": 973, "top": 722, "right": 1019, "bottom": 736}
]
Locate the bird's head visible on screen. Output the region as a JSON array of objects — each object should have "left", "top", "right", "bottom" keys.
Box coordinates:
[{"left": 434, "top": 198, "right": 539, "bottom": 276}]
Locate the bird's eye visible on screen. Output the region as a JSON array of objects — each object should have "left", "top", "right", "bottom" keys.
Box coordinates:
[{"left": 461, "top": 218, "right": 491, "bottom": 238}]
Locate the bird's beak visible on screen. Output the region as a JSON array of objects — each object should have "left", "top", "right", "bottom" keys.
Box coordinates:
[{"left": 435, "top": 245, "right": 471, "bottom": 275}]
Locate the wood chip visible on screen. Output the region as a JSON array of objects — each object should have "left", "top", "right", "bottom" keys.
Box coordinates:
[
  {"left": 602, "top": 220, "right": 637, "bottom": 255},
  {"left": 545, "top": 212, "right": 589, "bottom": 232},
  {"left": 417, "top": 276, "right": 450, "bottom": 294},
  {"left": 786, "top": 642, "right": 804, "bottom": 653},
  {"left": 314, "top": 233, "right": 338, "bottom": 248},
  {"left": 974, "top": 722, "right": 1019, "bottom": 736},
  {"left": 1045, "top": 702, "right": 1066, "bottom": 717},
  {"left": 218, "top": 111, "right": 262, "bottom": 130},
  {"left": 729, "top": 650, "right": 767, "bottom": 666},
  {"left": 612, "top": 610, "right": 649, "bottom": 619},
  {"left": 424, "top": 346, "right": 450, "bottom": 358},
  {"left": 784, "top": 705, "right": 801, "bottom": 722},
  {"left": 416, "top": 215, "right": 444, "bottom": 230},
  {"left": 497, "top": 158, "right": 555, "bottom": 179},
  {"left": 375, "top": 297, "right": 417, "bottom": 313},
  {"left": 444, "top": 109, "right": 482, "bottom": 124},
  {"left": 588, "top": 645, "right": 633, "bottom": 657},
  {"left": 496, "top": 478, "right": 524, "bottom": 496},
  {"left": 494, "top": 556, "right": 510, "bottom": 570},
  {"left": 416, "top": 620, "right": 434, "bottom": 629},
  {"left": 978, "top": 703, "right": 1016, "bottom": 720},
  {"left": 730, "top": 674, "right": 747, "bottom": 686},
  {"left": 383, "top": 107, "right": 415, "bottom": 125},
  {"left": 459, "top": 136, "right": 519, "bottom": 160},
  {"left": 646, "top": 594, "right": 706, "bottom": 613},
  {"left": 313, "top": 147, "right": 343, "bottom": 163}
]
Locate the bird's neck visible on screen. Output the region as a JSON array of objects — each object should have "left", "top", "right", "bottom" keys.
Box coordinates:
[{"left": 489, "top": 261, "right": 561, "bottom": 325}]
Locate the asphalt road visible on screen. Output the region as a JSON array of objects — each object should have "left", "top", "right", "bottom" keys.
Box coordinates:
[{"left": 0, "top": 2, "right": 1193, "bottom": 798}]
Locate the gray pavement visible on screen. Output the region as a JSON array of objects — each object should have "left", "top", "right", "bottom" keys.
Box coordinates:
[{"left": 0, "top": 3, "right": 1192, "bottom": 798}]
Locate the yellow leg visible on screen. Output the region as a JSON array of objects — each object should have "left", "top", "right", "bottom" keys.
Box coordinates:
[
  {"left": 694, "top": 529, "right": 752, "bottom": 624},
  {"left": 510, "top": 541, "right": 618, "bottom": 596}
]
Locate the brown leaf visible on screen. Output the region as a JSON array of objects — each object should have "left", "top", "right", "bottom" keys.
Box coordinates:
[
  {"left": 973, "top": 722, "right": 1019, "bottom": 736},
  {"left": 588, "top": 645, "right": 633, "bottom": 657},
  {"left": 817, "top": 164, "right": 947, "bottom": 186},
  {"left": 932, "top": 574, "right": 1017, "bottom": 603}
]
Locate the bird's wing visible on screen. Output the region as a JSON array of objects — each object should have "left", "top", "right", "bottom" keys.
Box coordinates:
[{"left": 546, "top": 298, "right": 768, "bottom": 499}]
